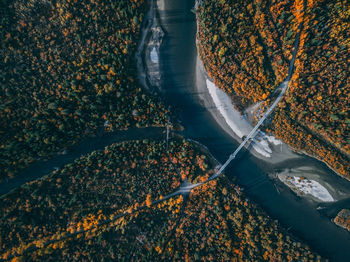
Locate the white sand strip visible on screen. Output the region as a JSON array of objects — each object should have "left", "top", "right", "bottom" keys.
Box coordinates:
[{"left": 206, "top": 79, "right": 282, "bottom": 158}]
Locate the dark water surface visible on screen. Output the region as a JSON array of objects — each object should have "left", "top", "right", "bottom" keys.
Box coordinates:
[{"left": 158, "top": 0, "right": 350, "bottom": 261}]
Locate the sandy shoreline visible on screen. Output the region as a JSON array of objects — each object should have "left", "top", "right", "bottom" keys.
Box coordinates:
[
  {"left": 275, "top": 166, "right": 350, "bottom": 202},
  {"left": 136, "top": 0, "right": 163, "bottom": 93},
  {"left": 195, "top": 55, "right": 301, "bottom": 165}
]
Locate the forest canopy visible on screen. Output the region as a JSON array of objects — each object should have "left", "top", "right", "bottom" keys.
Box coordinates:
[
  {"left": 0, "top": 0, "right": 168, "bottom": 181},
  {"left": 0, "top": 139, "right": 320, "bottom": 261},
  {"left": 197, "top": 0, "right": 349, "bottom": 178}
]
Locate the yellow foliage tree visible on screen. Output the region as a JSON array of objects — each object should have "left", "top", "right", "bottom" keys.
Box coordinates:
[{"left": 146, "top": 194, "right": 152, "bottom": 207}]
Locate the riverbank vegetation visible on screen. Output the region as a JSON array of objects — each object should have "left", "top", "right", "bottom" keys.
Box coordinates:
[
  {"left": 0, "top": 0, "right": 168, "bottom": 181},
  {"left": 0, "top": 139, "right": 321, "bottom": 261},
  {"left": 197, "top": 0, "right": 349, "bottom": 178},
  {"left": 334, "top": 209, "right": 350, "bottom": 233}
]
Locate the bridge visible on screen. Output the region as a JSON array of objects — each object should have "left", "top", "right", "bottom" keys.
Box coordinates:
[
  {"left": 174, "top": 79, "right": 290, "bottom": 194},
  {"left": 164, "top": 76, "right": 292, "bottom": 196},
  {"left": 174, "top": 43, "right": 299, "bottom": 193},
  {"left": 175, "top": 18, "right": 302, "bottom": 192},
  {"left": 181, "top": 0, "right": 302, "bottom": 193}
]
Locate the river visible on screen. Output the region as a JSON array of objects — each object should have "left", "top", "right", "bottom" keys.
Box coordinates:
[
  {"left": 0, "top": 0, "right": 349, "bottom": 260},
  {"left": 157, "top": 0, "right": 350, "bottom": 261}
]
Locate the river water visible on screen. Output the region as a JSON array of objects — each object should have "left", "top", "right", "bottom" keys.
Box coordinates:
[{"left": 157, "top": 0, "right": 350, "bottom": 261}]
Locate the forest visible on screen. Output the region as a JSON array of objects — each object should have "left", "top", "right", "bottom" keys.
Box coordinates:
[
  {"left": 0, "top": 0, "right": 168, "bottom": 181},
  {"left": 0, "top": 138, "right": 215, "bottom": 259},
  {"left": 197, "top": 0, "right": 349, "bottom": 178},
  {"left": 0, "top": 0, "right": 336, "bottom": 261},
  {"left": 0, "top": 139, "right": 322, "bottom": 261}
]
